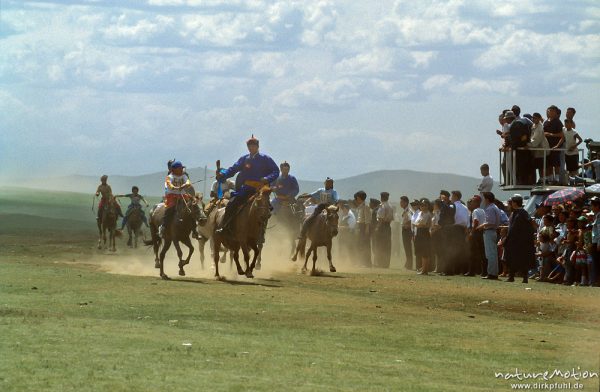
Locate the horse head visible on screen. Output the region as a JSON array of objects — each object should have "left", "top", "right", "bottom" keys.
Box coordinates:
[
  {"left": 250, "top": 186, "right": 273, "bottom": 224},
  {"left": 325, "top": 205, "right": 339, "bottom": 237}
]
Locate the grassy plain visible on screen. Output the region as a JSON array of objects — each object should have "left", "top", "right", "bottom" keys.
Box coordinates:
[{"left": 0, "top": 187, "right": 598, "bottom": 391}]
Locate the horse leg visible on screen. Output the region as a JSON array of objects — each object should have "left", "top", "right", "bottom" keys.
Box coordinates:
[
  {"left": 153, "top": 229, "right": 161, "bottom": 268},
  {"left": 232, "top": 247, "right": 245, "bottom": 276},
  {"left": 241, "top": 244, "right": 251, "bottom": 276},
  {"left": 198, "top": 237, "right": 206, "bottom": 269},
  {"left": 302, "top": 246, "right": 312, "bottom": 273},
  {"left": 179, "top": 237, "right": 194, "bottom": 277},
  {"left": 173, "top": 241, "right": 185, "bottom": 276},
  {"left": 159, "top": 240, "right": 171, "bottom": 280},
  {"left": 213, "top": 239, "right": 222, "bottom": 279},
  {"left": 255, "top": 244, "right": 262, "bottom": 271},
  {"left": 327, "top": 243, "right": 336, "bottom": 273},
  {"left": 311, "top": 245, "right": 319, "bottom": 275},
  {"left": 246, "top": 244, "right": 260, "bottom": 278},
  {"left": 127, "top": 226, "right": 133, "bottom": 247},
  {"left": 111, "top": 228, "right": 116, "bottom": 252},
  {"left": 97, "top": 220, "right": 102, "bottom": 249}
]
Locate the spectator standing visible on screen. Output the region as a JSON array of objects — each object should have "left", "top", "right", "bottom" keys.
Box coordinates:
[
  {"left": 563, "top": 119, "right": 583, "bottom": 177},
  {"left": 374, "top": 192, "right": 394, "bottom": 268},
  {"left": 543, "top": 105, "right": 565, "bottom": 184},
  {"left": 478, "top": 192, "right": 501, "bottom": 280},
  {"left": 527, "top": 112, "right": 550, "bottom": 183},
  {"left": 399, "top": 196, "right": 414, "bottom": 270},
  {"left": 504, "top": 194, "right": 535, "bottom": 283},
  {"left": 354, "top": 191, "right": 372, "bottom": 268}
]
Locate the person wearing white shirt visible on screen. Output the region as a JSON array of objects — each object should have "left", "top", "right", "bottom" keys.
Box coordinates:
[
  {"left": 478, "top": 164, "right": 493, "bottom": 207},
  {"left": 374, "top": 192, "right": 394, "bottom": 268},
  {"left": 527, "top": 112, "right": 550, "bottom": 182},
  {"left": 337, "top": 202, "right": 357, "bottom": 265},
  {"left": 399, "top": 196, "right": 414, "bottom": 270},
  {"left": 414, "top": 199, "right": 433, "bottom": 275},
  {"left": 353, "top": 191, "right": 372, "bottom": 267},
  {"left": 563, "top": 119, "right": 583, "bottom": 176},
  {"left": 466, "top": 195, "right": 486, "bottom": 277}
]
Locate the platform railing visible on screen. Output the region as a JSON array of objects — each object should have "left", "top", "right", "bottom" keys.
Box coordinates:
[{"left": 499, "top": 147, "right": 585, "bottom": 189}]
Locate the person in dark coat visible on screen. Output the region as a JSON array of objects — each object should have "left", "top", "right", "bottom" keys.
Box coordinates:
[
  {"left": 438, "top": 190, "right": 456, "bottom": 275},
  {"left": 504, "top": 194, "right": 535, "bottom": 283}
]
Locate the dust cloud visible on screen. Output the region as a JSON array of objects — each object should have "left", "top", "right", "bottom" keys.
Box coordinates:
[{"left": 83, "top": 224, "right": 374, "bottom": 280}]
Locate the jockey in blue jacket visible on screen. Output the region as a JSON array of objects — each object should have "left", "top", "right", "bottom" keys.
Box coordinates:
[
  {"left": 215, "top": 135, "right": 280, "bottom": 236},
  {"left": 271, "top": 161, "right": 300, "bottom": 214}
]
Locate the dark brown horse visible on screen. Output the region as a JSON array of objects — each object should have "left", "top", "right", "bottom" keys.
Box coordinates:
[
  {"left": 292, "top": 204, "right": 339, "bottom": 274},
  {"left": 126, "top": 206, "right": 144, "bottom": 248},
  {"left": 212, "top": 186, "right": 272, "bottom": 279},
  {"left": 97, "top": 197, "right": 120, "bottom": 252},
  {"left": 146, "top": 197, "right": 202, "bottom": 279}
]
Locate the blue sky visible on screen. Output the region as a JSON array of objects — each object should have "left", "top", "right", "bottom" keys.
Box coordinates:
[{"left": 1, "top": 0, "right": 599, "bottom": 182}]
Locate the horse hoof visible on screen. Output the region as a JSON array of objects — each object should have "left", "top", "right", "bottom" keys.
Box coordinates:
[
  {"left": 179, "top": 270, "right": 185, "bottom": 276},
  {"left": 330, "top": 267, "right": 336, "bottom": 273},
  {"left": 301, "top": 267, "right": 307, "bottom": 273},
  {"left": 215, "top": 275, "right": 225, "bottom": 281},
  {"left": 161, "top": 274, "right": 170, "bottom": 280},
  {"left": 154, "top": 262, "right": 160, "bottom": 269},
  {"left": 237, "top": 269, "right": 245, "bottom": 276},
  {"left": 245, "top": 272, "right": 254, "bottom": 279},
  {"left": 291, "top": 255, "right": 297, "bottom": 262}
]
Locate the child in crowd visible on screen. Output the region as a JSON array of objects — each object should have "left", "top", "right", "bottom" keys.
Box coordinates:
[
  {"left": 563, "top": 119, "right": 583, "bottom": 177},
  {"left": 536, "top": 232, "right": 555, "bottom": 282}
]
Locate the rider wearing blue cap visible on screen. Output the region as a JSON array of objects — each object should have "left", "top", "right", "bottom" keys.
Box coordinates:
[
  {"left": 159, "top": 160, "right": 192, "bottom": 237},
  {"left": 215, "top": 135, "right": 280, "bottom": 236},
  {"left": 271, "top": 161, "right": 300, "bottom": 214}
]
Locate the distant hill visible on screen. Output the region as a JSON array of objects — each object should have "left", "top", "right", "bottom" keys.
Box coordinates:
[{"left": 5, "top": 169, "right": 511, "bottom": 201}]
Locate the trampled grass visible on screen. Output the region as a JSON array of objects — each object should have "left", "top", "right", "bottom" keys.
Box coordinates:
[{"left": 1, "top": 188, "right": 599, "bottom": 391}]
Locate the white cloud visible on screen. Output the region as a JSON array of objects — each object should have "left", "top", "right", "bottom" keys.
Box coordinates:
[
  {"left": 275, "top": 78, "right": 359, "bottom": 108},
  {"left": 423, "top": 74, "right": 453, "bottom": 91}
]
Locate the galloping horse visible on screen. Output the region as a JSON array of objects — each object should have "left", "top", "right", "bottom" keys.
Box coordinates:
[
  {"left": 125, "top": 205, "right": 145, "bottom": 248},
  {"left": 98, "top": 197, "right": 120, "bottom": 252},
  {"left": 146, "top": 197, "right": 202, "bottom": 279},
  {"left": 292, "top": 204, "right": 340, "bottom": 274},
  {"left": 212, "top": 185, "right": 272, "bottom": 279}
]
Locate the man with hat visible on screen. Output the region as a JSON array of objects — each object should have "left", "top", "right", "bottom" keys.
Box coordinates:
[
  {"left": 270, "top": 161, "right": 300, "bottom": 214},
  {"left": 309, "top": 177, "right": 338, "bottom": 205},
  {"left": 215, "top": 135, "right": 280, "bottom": 236},
  {"left": 374, "top": 192, "right": 394, "bottom": 268},
  {"left": 504, "top": 194, "right": 535, "bottom": 283}
]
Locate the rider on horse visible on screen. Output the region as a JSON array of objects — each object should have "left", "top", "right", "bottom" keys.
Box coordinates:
[
  {"left": 95, "top": 175, "right": 123, "bottom": 224},
  {"left": 215, "top": 135, "right": 280, "bottom": 236},
  {"left": 116, "top": 186, "right": 149, "bottom": 230},
  {"left": 298, "top": 177, "right": 339, "bottom": 240},
  {"left": 159, "top": 161, "right": 192, "bottom": 238},
  {"left": 270, "top": 161, "right": 300, "bottom": 214}
]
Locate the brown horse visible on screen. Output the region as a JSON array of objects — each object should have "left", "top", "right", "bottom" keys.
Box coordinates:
[
  {"left": 146, "top": 197, "right": 202, "bottom": 279},
  {"left": 292, "top": 204, "right": 339, "bottom": 274},
  {"left": 98, "top": 197, "right": 119, "bottom": 252},
  {"left": 212, "top": 186, "right": 272, "bottom": 279},
  {"left": 126, "top": 206, "right": 145, "bottom": 248}
]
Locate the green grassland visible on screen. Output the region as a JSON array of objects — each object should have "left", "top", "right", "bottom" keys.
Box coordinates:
[{"left": 0, "top": 187, "right": 599, "bottom": 391}]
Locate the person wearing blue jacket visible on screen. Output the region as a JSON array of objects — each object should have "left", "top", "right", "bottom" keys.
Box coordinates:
[
  {"left": 271, "top": 161, "right": 300, "bottom": 214},
  {"left": 216, "top": 135, "right": 280, "bottom": 236}
]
